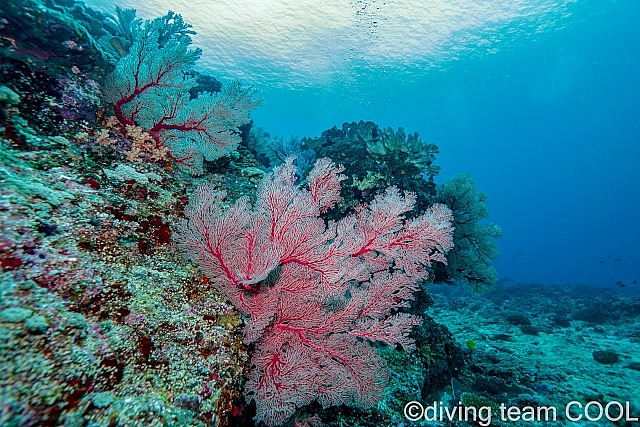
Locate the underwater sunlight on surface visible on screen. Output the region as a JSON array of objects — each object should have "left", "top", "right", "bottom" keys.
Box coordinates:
[{"left": 82, "top": 0, "right": 640, "bottom": 286}]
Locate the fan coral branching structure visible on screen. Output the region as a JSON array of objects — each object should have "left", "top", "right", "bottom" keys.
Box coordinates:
[
  {"left": 175, "top": 157, "right": 455, "bottom": 425},
  {"left": 436, "top": 172, "right": 502, "bottom": 294},
  {"left": 103, "top": 11, "right": 262, "bottom": 174}
]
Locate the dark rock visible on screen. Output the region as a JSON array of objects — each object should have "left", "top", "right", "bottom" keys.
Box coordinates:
[
  {"left": 552, "top": 314, "right": 571, "bottom": 328},
  {"left": 416, "top": 315, "right": 467, "bottom": 399},
  {"left": 592, "top": 350, "right": 619, "bottom": 365},
  {"left": 520, "top": 325, "right": 539, "bottom": 336},
  {"left": 625, "top": 362, "right": 640, "bottom": 371},
  {"left": 505, "top": 313, "right": 531, "bottom": 326}
]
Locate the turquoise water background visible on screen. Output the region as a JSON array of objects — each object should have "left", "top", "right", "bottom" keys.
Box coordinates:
[{"left": 85, "top": 0, "right": 640, "bottom": 287}]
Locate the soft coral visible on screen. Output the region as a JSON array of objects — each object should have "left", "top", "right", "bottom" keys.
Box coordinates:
[
  {"left": 103, "top": 11, "right": 262, "bottom": 174},
  {"left": 176, "top": 156, "right": 455, "bottom": 425}
]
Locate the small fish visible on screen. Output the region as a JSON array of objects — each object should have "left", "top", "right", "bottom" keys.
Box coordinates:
[
  {"left": 518, "top": 252, "right": 522, "bottom": 255},
  {"left": 616, "top": 258, "right": 621, "bottom": 261},
  {"left": 599, "top": 261, "right": 604, "bottom": 264},
  {"left": 616, "top": 282, "right": 627, "bottom": 288}
]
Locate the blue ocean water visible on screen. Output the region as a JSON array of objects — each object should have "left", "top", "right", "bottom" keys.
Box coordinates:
[
  {"left": 84, "top": 0, "right": 640, "bottom": 287},
  {"left": 1, "top": 1, "right": 639, "bottom": 425}
]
